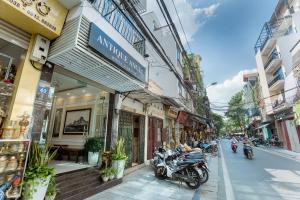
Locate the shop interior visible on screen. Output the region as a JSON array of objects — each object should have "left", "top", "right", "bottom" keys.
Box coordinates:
[
  {"left": 0, "top": 38, "right": 26, "bottom": 130},
  {"left": 47, "top": 70, "right": 109, "bottom": 174}
]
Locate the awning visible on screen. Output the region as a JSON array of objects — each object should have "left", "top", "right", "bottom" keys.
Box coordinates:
[
  {"left": 255, "top": 123, "right": 270, "bottom": 130},
  {"left": 126, "top": 89, "right": 161, "bottom": 104},
  {"left": 177, "top": 110, "right": 210, "bottom": 126}
]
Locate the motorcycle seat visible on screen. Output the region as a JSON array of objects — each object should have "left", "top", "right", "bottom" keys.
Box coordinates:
[{"left": 177, "top": 160, "right": 197, "bottom": 166}]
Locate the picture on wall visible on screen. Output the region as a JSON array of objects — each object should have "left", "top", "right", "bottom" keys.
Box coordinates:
[{"left": 63, "top": 108, "right": 91, "bottom": 135}]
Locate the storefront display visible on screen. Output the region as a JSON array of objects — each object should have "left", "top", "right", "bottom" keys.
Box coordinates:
[{"left": 0, "top": 139, "right": 30, "bottom": 199}]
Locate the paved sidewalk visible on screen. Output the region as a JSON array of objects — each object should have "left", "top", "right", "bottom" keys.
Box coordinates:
[
  {"left": 257, "top": 145, "right": 300, "bottom": 162},
  {"left": 199, "top": 154, "right": 219, "bottom": 200},
  {"left": 86, "top": 154, "right": 219, "bottom": 200}
]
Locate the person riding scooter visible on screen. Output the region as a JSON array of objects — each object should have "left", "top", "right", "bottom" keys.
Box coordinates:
[
  {"left": 230, "top": 136, "right": 238, "bottom": 153},
  {"left": 243, "top": 136, "right": 254, "bottom": 159}
]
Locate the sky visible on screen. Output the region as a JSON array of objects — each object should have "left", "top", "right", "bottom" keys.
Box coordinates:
[{"left": 147, "top": 0, "right": 278, "bottom": 112}]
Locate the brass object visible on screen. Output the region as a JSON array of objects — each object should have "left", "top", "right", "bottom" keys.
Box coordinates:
[
  {"left": 2, "top": 128, "right": 15, "bottom": 139},
  {"left": 6, "top": 156, "right": 17, "bottom": 171},
  {"left": 18, "top": 113, "right": 30, "bottom": 139}
]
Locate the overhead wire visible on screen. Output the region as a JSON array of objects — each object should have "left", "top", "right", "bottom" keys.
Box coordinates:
[{"left": 170, "top": 0, "right": 192, "bottom": 53}]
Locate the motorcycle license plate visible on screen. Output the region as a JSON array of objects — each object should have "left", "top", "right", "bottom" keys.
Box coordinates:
[{"left": 197, "top": 168, "right": 203, "bottom": 176}]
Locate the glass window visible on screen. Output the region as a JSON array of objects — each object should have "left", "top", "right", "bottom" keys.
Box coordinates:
[{"left": 176, "top": 46, "right": 180, "bottom": 61}]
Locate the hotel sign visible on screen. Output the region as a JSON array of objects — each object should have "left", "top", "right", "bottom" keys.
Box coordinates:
[{"left": 88, "top": 23, "right": 146, "bottom": 82}]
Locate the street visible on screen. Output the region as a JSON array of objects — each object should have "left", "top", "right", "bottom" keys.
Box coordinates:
[
  {"left": 219, "top": 139, "right": 300, "bottom": 200},
  {"left": 88, "top": 140, "right": 300, "bottom": 200}
]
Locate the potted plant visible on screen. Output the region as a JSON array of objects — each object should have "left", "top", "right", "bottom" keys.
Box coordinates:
[
  {"left": 111, "top": 138, "right": 127, "bottom": 179},
  {"left": 45, "top": 176, "right": 56, "bottom": 200},
  {"left": 99, "top": 168, "right": 110, "bottom": 182},
  {"left": 22, "top": 142, "right": 57, "bottom": 200},
  {"left": 85, "top": 137, "right": 102, "bottom": 165},
  {"left": 109, "top": 168, "right": 117, "bottom": 180}
]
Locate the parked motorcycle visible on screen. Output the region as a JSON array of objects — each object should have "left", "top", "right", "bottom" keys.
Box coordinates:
[
  {"left": 243, "top": 144, "right": 253, "bottom": 159},
  {"left": 231, "top": 143, "right": 238, "bottom": 153},
  {"left": 155, "top": 149, "right": 203, "bottom": 189}
]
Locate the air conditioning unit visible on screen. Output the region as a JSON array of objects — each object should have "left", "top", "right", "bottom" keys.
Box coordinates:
[{"left": 30, "top": 35, "right": 50, "bottom": 64}]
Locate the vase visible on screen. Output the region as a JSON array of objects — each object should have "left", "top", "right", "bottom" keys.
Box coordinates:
[
  {"left": 24, "top": 176, "right": 51, "bottom": 200},
  {"left": 112, "top": 160, "right": 126, "bottom": 179},
  {"left": 102, "top": 176, "right": 109, "bottom": 182},
  {"left": 88, "top": 152, "right": 99, "bottom": 166}
]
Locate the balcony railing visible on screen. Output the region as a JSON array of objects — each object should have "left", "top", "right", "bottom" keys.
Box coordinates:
[
  {"left": 254, "top": 16, "right": 292, "bottom": 53},
  {"left": 268, "top": 73, "right": 284, "bottom": 88},
  {"left": 89, "top": 0, "right": 145, "bottom": 55},
  {"left": 264, "top": 49, "right": 280, "bottom": 69},
  {"left": 272, "top": 99, "right": 285, "bottom": 109}
]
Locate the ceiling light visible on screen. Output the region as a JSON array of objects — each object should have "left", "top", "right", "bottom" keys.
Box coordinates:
[{"left": 67, "top": 93, "right": 70, "bottom": 96}]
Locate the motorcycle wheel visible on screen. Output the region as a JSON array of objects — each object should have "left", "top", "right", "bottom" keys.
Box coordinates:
[
  {"left": 185, "top": 167, "right": 201, "bottom": 189},
  {"left": 248, "top": 152, "right": 253, "bottom": 160},
  {"left": 199, "top": 167, "right": 209, "bottom": 184},
  {"left": 155, "top": 166, "right": 167, "bottom": 180}
]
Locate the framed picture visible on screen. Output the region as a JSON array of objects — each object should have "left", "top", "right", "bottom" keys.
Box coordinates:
[{"left": 63, "top": 108, "right": 91, "bottom": 135}]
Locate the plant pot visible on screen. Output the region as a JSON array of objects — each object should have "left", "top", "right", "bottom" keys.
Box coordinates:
[
  {"left": 45, "top": 193, "right": 56, "bottom": 200},
  {"left": 102, "top": 176, "right": 109, "bottom": 182},
  {"left": 112, "top": 160, "right": 126, "bottom": 179},
  {"left": 24, "top": 176, "right": 51, "bottom": 200},
  {"left": 88, "top": 152, "right": 99, "bottom": 165},
  {"left": 109, "top": 175, "right": 114, "bottom": 180}
]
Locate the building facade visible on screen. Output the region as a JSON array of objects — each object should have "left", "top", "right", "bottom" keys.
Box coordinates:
[{"left": 255, "top": 0, "right": 300, "bottom": 152}]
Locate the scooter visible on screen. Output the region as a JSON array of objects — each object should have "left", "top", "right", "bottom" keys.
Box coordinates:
[
  {"left": 243, "top": 144, "right": 253, "bottom": 159},
  {"left": 231, "top": 143, "right": 238, "bottom": 153}
]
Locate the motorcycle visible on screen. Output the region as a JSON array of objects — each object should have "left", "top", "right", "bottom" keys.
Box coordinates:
[
  {"left": 243, "top": 144, "right": 253, "bottom": 159},
  {"left": 231, "top": 143, "right": 238, "bottom": 153},
  {"left": 155, "top": 149, "right": 203, "bottom": 189}
]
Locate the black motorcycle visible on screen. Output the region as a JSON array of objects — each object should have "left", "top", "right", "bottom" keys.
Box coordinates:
[
  {"left": 243, "top": 144, "right": 253, "bottom": 159},
  {"left": 155, "top": 150, "right": 202, "bottom": 189}
]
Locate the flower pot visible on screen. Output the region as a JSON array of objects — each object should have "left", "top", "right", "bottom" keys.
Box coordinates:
[
  {"left": 45, "top": 193, "right": 56, "bottom": 200},
  {"left": 25, "top": 176, "right": 51, "bottom": 200},
  {"left": 109, "top": 175, "right": 114, "bottom": 180},
  {"left": 88, "top": 152, "right": 99, "bottom": 166},
  {"left": 112, "top": 160, "right": 126, "bottom": 179},
  {"left": 102, "top": 176, "right": 109, "bottom": 182}
]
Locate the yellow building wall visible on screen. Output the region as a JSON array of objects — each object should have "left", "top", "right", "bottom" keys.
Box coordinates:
[{"left": 7, "top": 35, "right": 41, "bottom": 123}]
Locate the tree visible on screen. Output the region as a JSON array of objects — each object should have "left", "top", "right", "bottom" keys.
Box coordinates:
[
  {"left": 225, "top": 91, "right": 246, "bottom": 132},
  {"left": 211, "top": 112, "right": 224, "bottom": 136}
]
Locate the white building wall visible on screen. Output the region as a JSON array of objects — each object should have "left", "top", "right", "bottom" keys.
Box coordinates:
[{"left": 256, "top": 52, "right": 273, "bottom": 114}]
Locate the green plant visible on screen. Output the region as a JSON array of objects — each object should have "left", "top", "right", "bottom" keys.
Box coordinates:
[
  {"left": 22, "top": 141, "right": 57, "bottom": 199},
  {"left": 109, "top": 168, "right": 117, "bottom": 176},
  {"left": 100, "top": 167, "right": 110, "bottom": 176},
  {"left": 46, "top": 176, "right": 57, "bottom": 197},
  {"left": 111, "top": 138, "right": 127, "bottom": 161},
  {"left": 84, "top": 137, "right": 102, "bottom": 153},
  {"left": 100, "top": 167, "right": 116, "bottom": 176}
]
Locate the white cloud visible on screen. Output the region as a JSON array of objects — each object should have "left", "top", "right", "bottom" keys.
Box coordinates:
[
  {"left": 146, "top": 0, "right": 221, "bottom": 45},
  {"left": 207, "top": 69, "right": 256, "bottom": 115},
  {"left": 194, "top": 3, "right": 221, "bottom": 17}
]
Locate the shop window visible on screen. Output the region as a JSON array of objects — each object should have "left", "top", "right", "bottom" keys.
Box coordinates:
[{"left": 0, "top": 38, "right": 26, "bottom": 129}]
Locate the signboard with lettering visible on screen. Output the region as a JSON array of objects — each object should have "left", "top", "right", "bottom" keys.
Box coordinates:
[
  {"left": 88, "top": 23, "right": 146, "bottom": 82},
  {"left": 0, "top": 0, "right": 67, "bottom": 39}
]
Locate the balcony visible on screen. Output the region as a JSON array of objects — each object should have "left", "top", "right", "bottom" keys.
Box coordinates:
[
  {"left": 272, "top": 99, "right": 288, "bottom": 113},
  {"left": 90, "top": 0, "right": 145, "bottom": 55},
  {"left": 254, "top": 16, "right": 292, "bottom": 55},
  {"left": 264, "top": 50, "right": 282, "bottom": 73},
  {"left": 268, "top": 73, "right": 284, "bottom": 92}
]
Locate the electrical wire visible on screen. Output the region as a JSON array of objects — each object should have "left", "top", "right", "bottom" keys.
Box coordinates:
[{"left": 170, "top": 0, "right": 192, "bottom": 53}]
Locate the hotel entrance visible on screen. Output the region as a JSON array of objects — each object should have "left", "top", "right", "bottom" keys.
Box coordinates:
[{"left": 34, "top": 67, "right": 110, "bottom": 174}]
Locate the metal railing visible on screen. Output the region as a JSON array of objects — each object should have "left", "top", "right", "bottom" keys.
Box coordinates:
[
  {"left": 89, "top": 0, "right": 145, "bottom": 55},
  {"left": 254, "top": 16, "right": 292, "bottom": 53},
  {"left": 268, "top": 72, "right": 284, "bottom": 88},
  {"left": 264, "top": 49, "right": 280, "bottom": 69}
]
